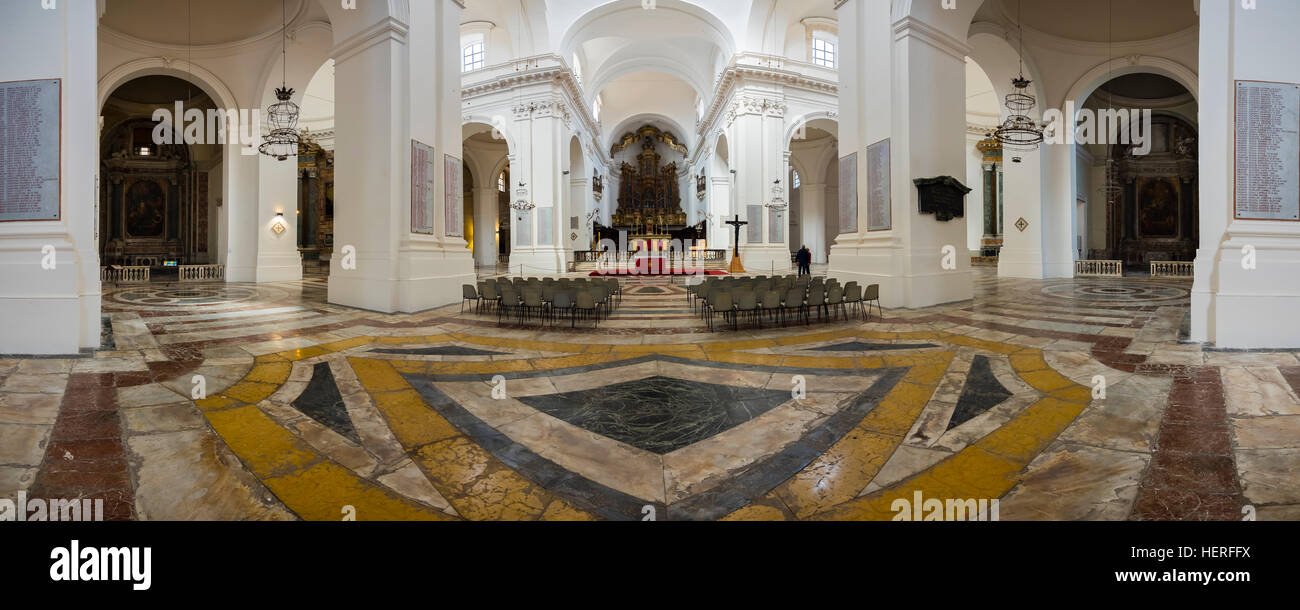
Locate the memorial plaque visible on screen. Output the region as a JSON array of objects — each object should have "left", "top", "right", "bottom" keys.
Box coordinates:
[
  {"left": 866, "top": 139, "right": 891, "bottom": 231},
  {"left": 0, "top": 79, "right": 61, "bottom": 222},
  {"left": 746, "top": 204, "right": 764, "bottom": 243},
  {"left": 537, "top": 207, "right": 554, "bottom": 246},
  {"left": 769, "top": 206, "right": 784, "bottom": 243},
  {"left": 1234, "top": 80, "right": 1300, "bottom": 221},
  {"left": 839, "top": 152, "right": 858, "bottom": 232},
  {"left": 515, "top": 208, "right": 532, "bottom": 247},
  {"left": 914, "top": 176, "right": 971, "bottom": 222},
  {"left": 444, "top": 155, "right": 463, "bottom": 237},
  {"left": 410, "top": 140, "right": 435, "bottom": 234}
]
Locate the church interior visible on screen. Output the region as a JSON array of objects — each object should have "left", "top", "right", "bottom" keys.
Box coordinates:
[{"left": 3, "top": 0, "right": 1300, "bottom": 537}]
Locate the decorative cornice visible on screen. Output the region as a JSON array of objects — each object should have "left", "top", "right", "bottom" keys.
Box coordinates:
[
  {"left": 460, "top": 54, "right": 603, "bottom": 161},
  {"left": 894, "top": 16, "right": 972, "bottom": 62},
  {"left": 697, "top": 53, "right": 838, "bottom": 137}
]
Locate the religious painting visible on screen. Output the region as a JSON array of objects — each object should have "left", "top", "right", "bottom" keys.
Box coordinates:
[
  {"left": 839, "top": 152, "right": 859, "bottom": 232},
  {"left": 410, "top": 140, "right": 435, "bottom": 235},
  {"left": 1137, "top": 176, "right": 1180, "bottom": 238},
  {"left": 124, "top": 178, "right": 166, "bottom": 238},
  {"left": 444, "top": 154, "right": 463, "bottom": 237}
]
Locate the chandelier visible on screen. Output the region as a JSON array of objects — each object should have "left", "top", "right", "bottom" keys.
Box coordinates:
[
  {"left": 510, "top": 182, "right": 535, "bottom": 211},
  {"left": 764, "top": 179, "right": 788, "bottom": 210},
  {"left": 259, "top": 0, "right": 300, "bottom": 161},
  {"left": 992, "top": 0, "right": 1043, "bottom": 156},
  {"left": 1099, "top": 0, "right": 1124, "bottom": 203}
]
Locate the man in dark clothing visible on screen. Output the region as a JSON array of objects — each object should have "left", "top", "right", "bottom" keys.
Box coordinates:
[{"left": 797, "top": 245, "right": 812, "bottom": 276}]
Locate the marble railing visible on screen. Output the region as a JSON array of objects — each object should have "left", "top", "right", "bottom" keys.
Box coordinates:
[
  {"left": 179, "top": 264, "right": 225, "bottom": 282},
  {"left": 1074, "top": 260, "right": 1124, "bottom": 278},
  {"left": 100, "top": 266, "right": 151, "bottom": 284},
  {"left": 1150, "top": 261, "right": 1194, "bottom": 278}
]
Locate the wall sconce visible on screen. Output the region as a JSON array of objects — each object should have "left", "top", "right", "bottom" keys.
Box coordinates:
[{"left": 271, "top": 212, "right": 287, "bottom": 235}]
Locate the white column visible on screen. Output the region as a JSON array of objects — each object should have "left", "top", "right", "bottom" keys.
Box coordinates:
[
  {"left": 253, "top": 152, "right": 303, "bottom": 282},
  {"left": 1198, "top": 0, "right": 1300, "bottom": 348},
  {"left": 829, "top": 2, "right": 973, "bottom": 307},
  {"left": 506, "top": 104, "right": 567, "bottom": 275},
  {"left": 472, "top": 185, "right": 498, "bottom": 267},
  {"left": 328, "top": 1, "right": 473, "bottom": 313},
  {"left": 0, "top": 1, "right": 100, "bottom": 354},
  {"left": 800, "top": 182, "right": 828, "bottom": 263},
  {"left": 997, "top": 147, "right": 1048, "bottom": 278}
]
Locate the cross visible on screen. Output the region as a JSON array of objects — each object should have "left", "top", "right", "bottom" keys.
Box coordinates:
[{"left": 724, "top": 215, "right": 748, "bottom": 258}]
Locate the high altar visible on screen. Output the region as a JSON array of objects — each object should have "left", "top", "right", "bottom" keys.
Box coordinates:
[{"left": 597, "top": 126, "right": 706, "bottom": 252}]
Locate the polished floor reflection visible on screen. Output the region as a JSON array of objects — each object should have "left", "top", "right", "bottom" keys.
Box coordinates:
[{"left": 2, "top": 269, "right": 1297, "bottom": 521}]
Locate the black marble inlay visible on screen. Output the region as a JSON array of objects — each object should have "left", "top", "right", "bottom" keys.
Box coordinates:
[
  {"left": 401, "top": 361, "right": 908, "bottom": 521},
  {"left": 99, "top": 316, "right": 116, "bottom": 351},
  {"left": 293, "top": 362, "right": 361, "bottom": 443},
  {"left": 631, "top": 286, "right": 668, "bottom": 294},
  {"left": 372, "top": 346, "right": 505, "bottom": 356},
  {"left": 517, "top": 376, "right": 792, "bottom": 455},
  {"left": 810, "top": 341, "right": 938, "bottom": 352},
  {"left": 947, "top": 355, "right": 1013, "bottom": 430}
]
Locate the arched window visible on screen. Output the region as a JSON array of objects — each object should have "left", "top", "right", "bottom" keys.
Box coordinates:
[
  {"left": 462, "top": 41, "right": 485, "bottom": 73},
  {"left": 811, "top": 37, "right": 836, "bottom": 68},
  {"left": 792, "top": 170, "right": 801, "bottom": 189},
  {"left": 498, "top": 171, "right": 507, "bottom": 193}
]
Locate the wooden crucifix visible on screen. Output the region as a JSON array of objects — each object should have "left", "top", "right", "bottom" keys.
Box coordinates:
[{"left": 724, "top": 214, "right": 748, "bottom": 273}]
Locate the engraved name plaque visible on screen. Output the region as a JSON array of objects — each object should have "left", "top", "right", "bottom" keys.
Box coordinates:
[{"left": 0, "top": 79, "right": 61, "bottom": 222}]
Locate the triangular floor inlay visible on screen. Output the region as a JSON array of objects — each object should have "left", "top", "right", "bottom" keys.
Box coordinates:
[{"left": 293, "top": 362, "right": 362, "bottom": 443}]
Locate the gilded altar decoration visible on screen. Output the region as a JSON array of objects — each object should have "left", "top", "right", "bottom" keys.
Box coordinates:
[
  {"left": 610, "top": 133, "right": 687, "bottom": 233},
  {"left": 609, "top": 125, "right": 688, "bottom": 157}
]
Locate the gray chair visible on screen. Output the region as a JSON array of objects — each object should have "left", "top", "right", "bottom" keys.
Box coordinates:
[
  {"left": 573, "top": 291, "right": 598, "bottom": 328},
  {"left": 497, "top": 287, "right": 520, "bottom": 325},
  {"left": 760, "top": 290, "right": 782, "bottom": 327},
  {"left": 783, "top": 287, "right": 806, "bottom": 326},
  {"left": 844, "top": 284, "right": 864, "bottom": 321},
  {"left": 550, "top": 291, "right": 573, "bottom": 327},
  {"left": 708, "top": 292, "right": 734, "bottom": 331},
  {"left": 805, "top": 287, "right": 826, "bottom": 324},
  {"left": 826, "top": 285, "right": 845, "bottom": 321},
  {"left": 734, "top": 290, "right": 758, "bottom": 329},
  {"left": 461, "top": 284, "right": 479, "bottom": 314},
  {"left": 521, "top": 287, "right": 544, "bottom": 324},
  {"left": 865, "top": 284, "right": 884, "bottom": 321}
]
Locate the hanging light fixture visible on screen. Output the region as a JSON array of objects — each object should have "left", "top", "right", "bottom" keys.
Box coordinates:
[
  {"left": 1099, "top": 0, "right": 1124, "bottom": 204},
  {"left": 259, "top": 0, "right": 300, "bottom": 161},
  {"left": 993, "top": 0, "right": 1044, "bottom": 159}
]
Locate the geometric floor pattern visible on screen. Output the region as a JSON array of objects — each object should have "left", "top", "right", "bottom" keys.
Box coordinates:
[{"left": 3, "top": 268, "right": 1299, "bottom": 521}]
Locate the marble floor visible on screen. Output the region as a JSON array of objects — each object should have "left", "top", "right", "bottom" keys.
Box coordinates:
[{"left": 2, "top": 268, "right": 1298, "bottom": 521}]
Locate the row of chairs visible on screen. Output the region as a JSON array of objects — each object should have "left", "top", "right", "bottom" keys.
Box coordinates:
[
  {"left": 462, "top": 277, "right": 624, "bottom": 327},
  {"left": 686, "top": 275, "right": 882, "bottom": 331}
]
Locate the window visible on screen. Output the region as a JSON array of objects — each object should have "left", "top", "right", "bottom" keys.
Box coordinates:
[
  {"left": 462, "top": 42, "right": 485, "bottom": 73},
  {"left": 812, "top": 37, "right": 836, "bottom": 68},
  {"left": 792, "top": 170, "right": 801, "bottom": 189},
  {"left": 498, "top": 172, "right": 507, "bottom": 192}
]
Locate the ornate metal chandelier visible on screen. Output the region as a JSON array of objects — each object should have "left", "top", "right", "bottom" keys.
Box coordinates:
[
  {"left": 259, "top": 0, "right": 300, "bottom": 161},
  {"left": 993, "top": 0, "right": 1043, "bottom": 156},
  {"left": 510, "top": 182, "right": 535, "bottom": 211}
]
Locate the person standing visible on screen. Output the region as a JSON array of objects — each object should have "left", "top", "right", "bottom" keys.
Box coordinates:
[{"left": 797, "top": 245, "right": 812, "bottom": 276}]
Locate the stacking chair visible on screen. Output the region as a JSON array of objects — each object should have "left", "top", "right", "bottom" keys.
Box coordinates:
[
  {"left": 783, "top": 287, "right": 806, "bottom": 326},
  {"left": 707, "top": 292, "right": 734, "bottom": 332},
  {"left": 550, "top": 290, "right": 574, "bottom": 327},
  {"left": 573, "top": 291, "right": 598, "bottom": 328},
  {"left": 805, "top": 287, "right": 826, "bottom": 324},
  {"left": 461, "top": 284, "right": 479, "bottom": 314},
  {"left": 521, "top": 287, "right": 544, "bottom": 324},
  {"left": 759, "top": 290, "right": 782, "bottom": 327},
  {"left": 497, "top": 287, "right": 520, "bottom": 325},
  {"left": 865, "top": 284, "right": 884, "bottom": 321},
  {"left": 480, "top": 281, "right": 501, "bottom": 313},
  {"left": 734, "top": 290, "right": 758, "bottom": 329},
  {"left": 843, "top": 284, "right": 864, "bottom": 321},
  {"left": 590, "top": 285, "right": 610, "bottom": 319},
  {"left": 826, "top": 285, "right": 845, "bottom": 321}
]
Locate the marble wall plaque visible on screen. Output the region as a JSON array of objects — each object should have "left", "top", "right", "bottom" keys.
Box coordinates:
[
  {"left": 537, "top": 207, "right": 554, "bottom": 246},
  {"left": 866, "top": 139, "right": 891, "bottom": 231},
  {"left": 1235, "top": 80, "right": 1300, "bottom": 221},
  {"left": 746, "top": 204, "right": 764, "bottom": 243},
  {"left": 515, "top": 208, "right": 532, "bottom": 247},
  {"left": 410, "top": 140, "right": 434, "bottom": 234},
  {"left": 444, "top": 155, "right": 463, "bottom": 237},
  {"left": 0, "top": 79, "right": 61, "bottom": 222},
  {"left": 769, "top": 206, "right": 784, "bottom": 243}
]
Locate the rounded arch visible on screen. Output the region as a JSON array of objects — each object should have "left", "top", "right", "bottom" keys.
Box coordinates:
[
  {"left": 967, "top": 26, "right": 1049, "bottom": 121},
  {"left": 1062, "top": 56, "right": 1199, "bottom": 116},
  {"left": 462, "top": 115, "right": 519, "bottom": 159},
  {"left": 98, "top": 58, "right": 239, "bottom": 114},
  {"left": 558, "top": 0, "right": 737, "bottom": 63},
  {"left": 711, "top": 131, "right": 730, "bottom": 176},
  {"left": 586, "top": 58, "right": 709, "bottom": 105},
  {"left": 784, "top": 112, "right": 839, "bottom": 148},
  {"left": 604, "top": 113, "right": 694, "bottom": 154},
  {"left": 314, "top": 0, "right": 407, "bottom": 43},
  {"left": 896, "top": 0, "right": 987, "bottom": 42}
]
